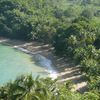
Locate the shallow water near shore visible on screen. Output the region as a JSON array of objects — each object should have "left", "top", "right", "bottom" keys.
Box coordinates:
[{"left": 0, "top": 44, "right": 57, "bottom": 85}]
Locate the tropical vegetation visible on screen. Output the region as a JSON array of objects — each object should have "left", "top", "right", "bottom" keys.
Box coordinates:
[
  {"left": 0, "top": 0, "right": 100, "bottom": 99},
  {"left": 0, "top": 75, "right": 100, "bottom": 100}
]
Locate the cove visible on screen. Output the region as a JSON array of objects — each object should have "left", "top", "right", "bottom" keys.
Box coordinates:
[{"left": 0, "top": 44, "right": 57, "bottom": 85}]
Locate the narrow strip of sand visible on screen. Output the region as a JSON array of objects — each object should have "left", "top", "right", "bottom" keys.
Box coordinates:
[{"left": 0, "top": 37, "right": 87, "bottom": 93}]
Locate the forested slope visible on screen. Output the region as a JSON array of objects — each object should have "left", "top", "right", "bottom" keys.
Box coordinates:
[{"left": 0, "top": 0, "right": 100, "bottom": 99}]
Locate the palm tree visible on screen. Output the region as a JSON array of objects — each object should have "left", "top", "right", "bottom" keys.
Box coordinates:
[{"left": 0, "top": 75, "right": 58, "bottom": 100}]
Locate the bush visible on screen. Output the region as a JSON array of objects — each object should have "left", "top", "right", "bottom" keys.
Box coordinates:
[{"left": 0, "top": 75, "right": 100, "bottom": 100}]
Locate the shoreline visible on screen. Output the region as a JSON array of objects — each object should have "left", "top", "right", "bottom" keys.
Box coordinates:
[{"left": 0, "top": 37, "right": 87, "bottom": 93}]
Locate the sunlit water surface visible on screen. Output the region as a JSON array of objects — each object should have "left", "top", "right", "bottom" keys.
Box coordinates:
[{"left": 0, "top": 44, "right": 57, "bottom": 85}]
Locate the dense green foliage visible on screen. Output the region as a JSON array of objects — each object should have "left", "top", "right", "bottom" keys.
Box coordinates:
[
  {"left": 0, "top": 0, "right": 99, "bottom": 42},
  {"left": 0, "top": 75, "right": 100, "bottom": 100},
  {"left": 0, "top": 0, "right": 66, "bottom": 42},
  {"left": 0, "top": 0, "right": 100, "bottom": 99},
  {"left": 52, "top": 1, "right": 100, "bottom": 94},
  {"left": 53, "top": 17, "right": 100, "bottom": 92}
]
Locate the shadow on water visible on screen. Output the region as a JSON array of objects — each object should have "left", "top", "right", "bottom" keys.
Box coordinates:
[{"left": 30, "top": 53, "right": 58, "bottom": 79}]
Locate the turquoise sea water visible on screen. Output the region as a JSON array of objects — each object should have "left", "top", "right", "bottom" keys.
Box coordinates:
[{"left": 0, "top": 44, "right": 48, "bottom": 85}]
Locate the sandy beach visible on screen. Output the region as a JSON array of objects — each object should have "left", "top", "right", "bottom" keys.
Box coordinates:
[{"left": 0, "top": 37, "right": 87, "bottom": 93}]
